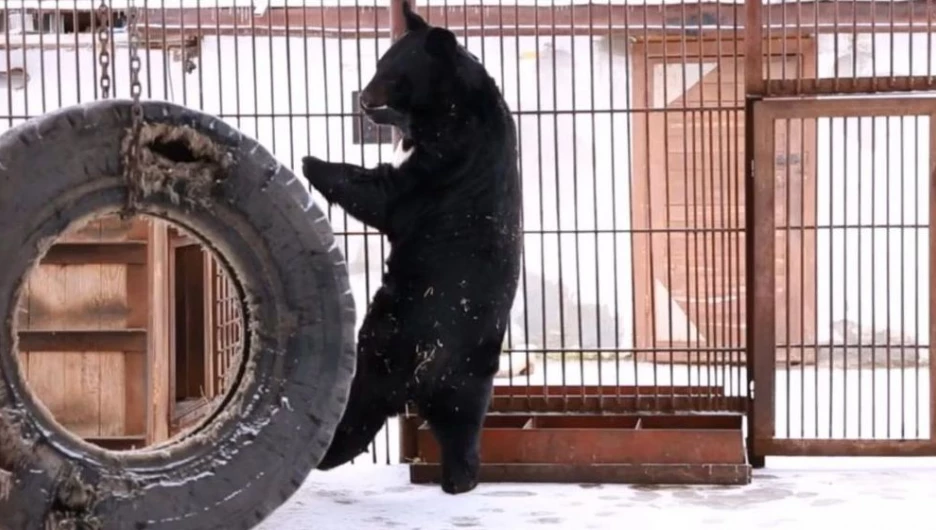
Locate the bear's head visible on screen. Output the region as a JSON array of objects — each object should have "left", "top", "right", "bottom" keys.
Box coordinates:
[{"left": 358, "top": 1, "right": 489, "bottom": 138}]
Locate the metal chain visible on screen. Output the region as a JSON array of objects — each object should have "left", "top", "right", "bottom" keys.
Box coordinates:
[
  {"left": 125, "top": 1, "right": 146, "bottom": 212},
  {"left": 96, "top": 1, "right": 111, "bottom": 98}
]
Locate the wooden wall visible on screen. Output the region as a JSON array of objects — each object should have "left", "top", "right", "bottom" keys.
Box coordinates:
[
  {"left": 630, "top": 37, "right": 817, "bottom": 363},
  {"left": 17, "top": 215, "right": 151, "bottom": 449},
  {"left": 15, "top": 214, "right": 244, "bottom": 449}
]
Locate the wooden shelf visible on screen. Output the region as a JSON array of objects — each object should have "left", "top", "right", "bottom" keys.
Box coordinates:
[
  {"left": 41, "top": 242, "right": 147, "bottom": 265},
  {"left": 84, "top": 435, "right": 147, "bottom": 451},
  {"left": 18, "top": 329, "right": 147, "bottom": 353}
]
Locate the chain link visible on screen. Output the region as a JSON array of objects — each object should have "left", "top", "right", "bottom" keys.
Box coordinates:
[
  {"left": 125, "top": 1, "right": 146, "bottom": 213},
  {"left": 96, "top": 1, "right": 111, "bottom": 98}
]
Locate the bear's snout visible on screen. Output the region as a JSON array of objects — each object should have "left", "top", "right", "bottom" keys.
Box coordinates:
[{"left": 359, "top": 89, "right": 387, "bottom": 110}]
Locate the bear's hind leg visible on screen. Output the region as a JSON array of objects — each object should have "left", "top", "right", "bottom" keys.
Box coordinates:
[
  {"left": 419, "top": 373, "right": 494, "bottom": 494},
  {"left": 318, "top": 288, "right": 408, "bottom": 470},
  {"left": 315, "top": 373, "right": 398, "bottom": 470}
]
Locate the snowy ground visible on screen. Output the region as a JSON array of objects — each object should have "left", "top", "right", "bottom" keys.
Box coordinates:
[
  {"left": 345, "top": 358, "right": 932, "bottom": 465},
  {"left": 254, "top": 358, "right": 935, "bottom": 529},
  {"left": 259, "top": 459, "right": 936, "bottom": 530}
]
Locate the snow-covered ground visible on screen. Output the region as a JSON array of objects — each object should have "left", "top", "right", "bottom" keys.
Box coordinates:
[
  {"left": 259, "top": 459, "right": 936, "bottom": 530},
  {"left": 346, "top": 358, "right": 932, "bottom": 465},
  {"left": 252, "top": 357, "right": 936, "bottom": 530}
]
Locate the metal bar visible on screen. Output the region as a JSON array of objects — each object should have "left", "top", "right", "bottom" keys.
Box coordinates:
[
  {"left": 767, "top": 76, "right": 936, "bottom": 96},
  {"left": 744, "top": 0, "right": 763, "bottom": 96},
  {"left": 756, "top": 97, "right": 936, "bottom": 119},
  {"left": 749, "top": 100, "right": 777, "bottom": 458},
  {"left": 756, "top": 439, "right": 936, "bottom": 457},
  {"left": 118, "top": 2, "right": 936, "bottom": 37},
  {"left": 929, "top": 110, "right": 936, "bottom": 442}
]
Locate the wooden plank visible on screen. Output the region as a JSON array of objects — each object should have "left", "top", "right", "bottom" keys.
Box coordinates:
[
  {"left": 148, "top": 221, "right": 171, "bottom": 445},
  {"left": 98, "top": 352, "right": 127, "bottom": 438},
  {"left": 42, "top": 242, "right": 147, "bottom": 266},
  {"left": 125, "top": 262, "right": 149, "bottom": 438},
  {"left": 18, "top": 330, "right": 147, "bottom": 353},
  {"left": 58, "top": 215, "right": 145, "bottom": 243},
  {"left": 95, "top": 262, "right": 128, "bottom": 438},
  {"left": 20, "top": 266, "right": 68, "bottom": 426},
  {"left": 629, "top": 41, "right": 654, "bottom": 352},
  {"left": 203, "top": 256, "right": 216, "bottom": 399},
  {"left": 85, "top": 436, "right": 148, "bottom": 451},
  {"left": 57, "top": 253, "right": 102, "bottom": 436},
  {"left": 61, "top": 352, "right": 102, "bottom": 438}
]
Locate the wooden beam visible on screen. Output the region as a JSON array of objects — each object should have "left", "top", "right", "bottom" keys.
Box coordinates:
[
  {"left": 84, "top": 435, "right": 148, "bottom": 451},
  {"left": 18, "top": 330, "right": 147, "bottom": 353},
  {"left": 41, "top": 242, "right": 147, "bottom": 265},
  {"left": 147, "top": 221, "right": 171, "bottom": 445}
]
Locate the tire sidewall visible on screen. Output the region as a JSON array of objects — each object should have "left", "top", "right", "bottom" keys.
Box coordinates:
[{"left": 0, "top": 100, "right": 355, "bottom": 529}]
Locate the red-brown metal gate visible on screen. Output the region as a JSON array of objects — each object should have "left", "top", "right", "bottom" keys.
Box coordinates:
[{"left": 745, "top": 0, "right": 936, "bottom": 460}]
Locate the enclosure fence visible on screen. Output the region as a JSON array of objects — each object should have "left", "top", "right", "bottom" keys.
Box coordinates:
[{"left": 5, "top": 0, "right": 936, "bottom": 464}]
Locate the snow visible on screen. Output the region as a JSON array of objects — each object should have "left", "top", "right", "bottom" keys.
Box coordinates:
[{"left": 258, "top": 460, "right": 936, "bottom": 530}]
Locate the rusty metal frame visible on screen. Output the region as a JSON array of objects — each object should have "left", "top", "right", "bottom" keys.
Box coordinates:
[
  {"left": 404, "top": 413, "right": 751, "bottom": 486},
  {"left": 749, "top": 96, "right": 936, "bottom": 457}
]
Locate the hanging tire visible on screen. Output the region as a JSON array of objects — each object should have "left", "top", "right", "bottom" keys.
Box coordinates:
[{"left": 0, "top": 99, "right": 356, "bottom": 529}]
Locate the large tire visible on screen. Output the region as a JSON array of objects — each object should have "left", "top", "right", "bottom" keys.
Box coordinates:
[{"left": 0, "top": 100, "right": 356, "bottom": 529}]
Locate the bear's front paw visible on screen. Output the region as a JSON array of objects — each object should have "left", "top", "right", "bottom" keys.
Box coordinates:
[
  {"left": 440, "top": 453, "right": 481, "bottom": 495},
  {"left": 302, "top": 155, "right": 328, "bottom": 179}
]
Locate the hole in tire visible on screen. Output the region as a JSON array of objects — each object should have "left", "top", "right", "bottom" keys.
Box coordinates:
[
  {"left": 13, "top": 212, "right": 247, "bottom": 452},
  {"left": 147, "top": 138, "right": 202, "bottom": 164}
]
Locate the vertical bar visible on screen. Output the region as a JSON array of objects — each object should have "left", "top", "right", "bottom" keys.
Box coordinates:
[
  {"left": 621, "top": 3, "right": 637, "bottom": 411},
  {"left": 784, "top": 116, "right": 792, "bottom": 437},
  {"left": 900, "top": 113, "right": 907, "bottom": 439},
  {"left": 749, "top": 101, "right": 776, "bottom": 459},
  {"left": 928, "top": 111, "right": 936, "bottom": 441},
  {"left": 659, "top": 0, "right": 673, "bottom": 408},
  {"left": 800, "top": 113, "right": 807, "bottom": 438},
  {"left": 914, "top": 114, "right": 921, "bottom": 439},
  {"left": 857, "top": 114, "right": 864, "bottom": 438},
  {"left": 828, "top": 114, "right": 835, "bottom": 439},
  {"left": 744, "top": 0, "right": 765, "bottom": 467},
  {"left": 587, "top": 1, "right": 602, "bottom": 411},
  {"left": 843, "top": 114, "right": 850, "bottom": 439},
  {"left": 389, "top": 0, "right": 408, "bottom": 147},
  {"left": 744, "top": 0, "right": 764, "bottom": 96},
  {"left": 567, "top": 0, "right": 584, "bottom": 406},
  {"left": 886, "top": 115, "right": 892, "bottom": 439},
  {"left": 549, "top": 0, "right": 567, "bottom": 412},
  {"left": 871, "top": 114, "right": 878, "bottom": 438},
  {"left": 732, "top": 1, "right": 742, "bottom": 404}
]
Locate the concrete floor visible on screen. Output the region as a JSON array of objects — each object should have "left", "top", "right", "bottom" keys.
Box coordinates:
[{"left": 258, "top": 458, "right": 936, "bottom": 530}]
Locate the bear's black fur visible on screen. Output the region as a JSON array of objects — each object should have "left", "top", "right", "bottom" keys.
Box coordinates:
[{"left": 301, "top": 1, "right": 521, "bottom": 495}]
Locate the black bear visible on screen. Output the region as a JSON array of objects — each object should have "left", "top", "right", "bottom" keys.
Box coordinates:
[{"left": 301, "top": 1, "right": 521, "bottom": 495}]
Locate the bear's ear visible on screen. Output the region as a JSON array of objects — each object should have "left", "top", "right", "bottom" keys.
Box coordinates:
[
  {"left": 402, "top": 1, "right": 428, "bottom": 32},
  {"left": 425, "top": 27, "right": 458, "bottom": 60}
]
